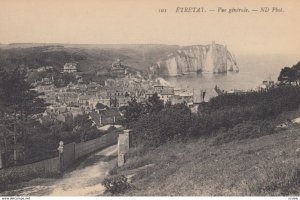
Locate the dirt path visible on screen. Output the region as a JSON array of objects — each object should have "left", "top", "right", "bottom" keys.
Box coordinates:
[{"left": 1, "top": 145, "right": 118, "bottom": 196}]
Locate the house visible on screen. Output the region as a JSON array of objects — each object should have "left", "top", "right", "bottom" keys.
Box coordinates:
[
  {"left": 78, "top": 95, "right": 92, "bottom": 105},
  {"left": 145, "top": 89, "right": 155, "bottom": 99},
  {"left": 87, "top": 82, "right": 100, "bottom": 90},
  {"left": 37, "top": 66, "right": 53, "bottom": 72},
  {"left": 69, "top": 107, "right": 84, "bottom": 118},
  {"left": 145, "top": 85, "right": 174, "bottom": 103},
  {"left": 96, "top": 89, "right": 109, "bottom": 97},
  {"left": 106, "top": 88, "right": 127, "bottom": 98},
  {"left": 43, "top": 96, "right": 57, "bottom": 105},
  {"left": 65, "top": 97, "right": 79, "bottom": 107},
  {"left": 63, "top": 63, "right": 77, "bottom": 73},
  {"left": 41, "top": 77, "right": 53, "bottom": 85},
  {"left": 153, "top": 85, "right": 174, "bottom": 94},
  {"left": 157, "top": 91, "right": 174, "bottom": 103},
  {"left": 258, "top": 80, "right": 275, "bottom": 90},
  {"left": 57, "top": 92, "right": 78, "bottom": 101},
  {"left": 110, "top": 59, "right": 126, "bottom": 77}
]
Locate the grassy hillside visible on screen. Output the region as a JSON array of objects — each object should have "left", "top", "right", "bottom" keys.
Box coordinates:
[
  {"left": 107, "top": 86, "right": 300, "bottom": 196},
  {"left": 0, "top": 44, "right": 178, "bottom": 73},
  {"left": 109, "top": 108, "right": 300, "bottom": 195}
]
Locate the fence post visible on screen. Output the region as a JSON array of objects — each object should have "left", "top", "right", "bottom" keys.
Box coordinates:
[
  {"left": 117, "top": 129, "right": 131, "bottom": 167},
  {"left": 57, "top": 141, "right": 64, "bottom": 174},
  {"left": 0, "top": 150, "right": 3, "bottom": 169}
]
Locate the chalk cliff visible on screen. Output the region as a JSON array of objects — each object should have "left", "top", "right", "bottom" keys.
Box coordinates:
[{"left": 153, "top": 41, "right": 238, "bottom": 76}]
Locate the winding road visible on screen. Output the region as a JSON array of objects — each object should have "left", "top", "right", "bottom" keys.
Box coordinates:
[{"left": 1, "top": 145, "right": 118, "bottom": 196}]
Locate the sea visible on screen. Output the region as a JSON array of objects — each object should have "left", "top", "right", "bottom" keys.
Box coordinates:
[{"left": 165, "top": 54, "right": 299, "bottom": 92}]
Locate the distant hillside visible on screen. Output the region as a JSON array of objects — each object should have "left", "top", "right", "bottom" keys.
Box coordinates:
[{"left": 0, "top": 44, "right": 179, "bottom": 73}]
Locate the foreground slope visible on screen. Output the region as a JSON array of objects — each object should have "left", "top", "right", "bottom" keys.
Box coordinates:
[{"left": 113, "top": 119, "right": 300, "bottom": 196}]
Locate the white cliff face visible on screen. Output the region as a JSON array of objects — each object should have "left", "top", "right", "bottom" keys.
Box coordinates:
[
  {"left": 205, "top": 45, "right": 214, "bottom": 73},
  {"left": 155, "top": 42, "right": 238, "bottom": 76},
  {"left": 165, "top": 57, "right": 178, "bottom": 76}
]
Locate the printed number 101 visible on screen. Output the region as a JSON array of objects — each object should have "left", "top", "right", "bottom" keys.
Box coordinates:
[{"left": 159, "top": 9, "right": 167, "bottom": 13}]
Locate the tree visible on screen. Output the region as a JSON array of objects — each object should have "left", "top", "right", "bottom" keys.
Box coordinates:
[
  {"left": 0, "top": 66, "right": 47, "bottom": 164},
  {"left": 122, "top": 94, "right": 165, "bottom": 128},
  {"left": 144, "top": 93, "right": 164, "bottom": 114},
  {"left": 72, "top": 114, "right": 99, "bottom": 142},
  {"left": 278, "top": 62, "right": 300, "bottom": 86},
  {"left": 123, "top": 97, "right": 143, "bottom": 127},
  {"left": 291, "top": 61, "right": 300, "bottom": 85},
  {"left": 53, "top": 70, "right": 77, "bottom": 88},
  {"left": 278, "top": 67, "right": 296, "bottom": 85},
  {"left": 132, "top": 103, "right": 193, "bottom": 147}
]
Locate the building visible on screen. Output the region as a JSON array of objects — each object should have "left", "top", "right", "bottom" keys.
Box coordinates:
[
  {"left": 145, "top": 85, "right": 174, "bottom": 103},
  {"left": 110, "top": 59, "right": 126, "bottom": 77},
  {"left": 63, "top": 63, "right": 78, "bottom": 73},
  {"left": 41, "top": 77, "right": 53, "bottom": 85},
  {"left": 69, "top": 107, "right": 84, "bottom": 118},
  {"left": 158, "top": 91, "right": 174, "bottom": 103},
  {"left": 259, "top": 80, "right": 275, "bottom": 90},
  {"left": 37, "top": 66, "right": 53, "bottom": 72},
  {"left": 78, "top": 95, "right": 92, "bottom": 105},
  {"left": 153, "top": 85, "right": 174, "bottom": 94}
]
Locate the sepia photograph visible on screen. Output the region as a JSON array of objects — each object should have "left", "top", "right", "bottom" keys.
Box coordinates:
[{"left": 0, "top": 0, "right": 299, "bottom": 198}]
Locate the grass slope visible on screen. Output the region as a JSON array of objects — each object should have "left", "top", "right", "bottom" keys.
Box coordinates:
[{"left": 111, "top": 112, "right": 300, "bottom": 196}]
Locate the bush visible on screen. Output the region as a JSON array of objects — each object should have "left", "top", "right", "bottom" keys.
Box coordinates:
[
  {"left": 132, "top": 103, "right": 193, "bottom": 147},
  {"left": 189, "top": 85, "right": 300, "bottom": 138},
  {"left": 211, "top": 120, "right": 274, "bottom": 145},
  {"left": 202, "top": 86, "right": 300, "bottom": 120},
  {"left": 126, "top": 85, "right": 300, "bottom": 147},
  {"left": 102, "top": 175, "right": 132, "bottom": 195}
]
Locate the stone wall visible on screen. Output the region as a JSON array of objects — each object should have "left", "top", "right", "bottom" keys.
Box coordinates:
[{"left": 0, "top": 131, "right": 120, "bottom": 186}]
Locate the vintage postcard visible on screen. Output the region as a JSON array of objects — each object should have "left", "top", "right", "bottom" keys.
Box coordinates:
[{"left": 0, "top": 0, "right": 299, "bottom": 197}]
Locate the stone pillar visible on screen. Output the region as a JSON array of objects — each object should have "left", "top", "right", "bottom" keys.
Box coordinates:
[
  {"left": 57, "top": 141, "right": 64, "bottom": 173},
  {"left": 117, "top": 129, "right": 131, "bottom": 167},
  {"left": 118, "top": 153, "right": 125, "bottom": 167},
  {"left": 124, "top": 129, "right": 132, "bottom": 148}
]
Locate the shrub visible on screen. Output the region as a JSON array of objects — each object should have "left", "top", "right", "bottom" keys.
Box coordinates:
[
  {"left": 126, "top": 85, "right": 300, "bottom": 147},
  {"left": 102, "top": 175, "right": 132, "bottom": 195},
  {"left": 132, "top": 103, "right": 193, "bottom": 147},
  {"left": 190, "top": 85, "right": 300, "bottom": 138},
  {"left": 211, "top": 120, "right": 274, "bottom": 145},
  {"left": 202, "top": 86, "right": 300, "bottom": 120}
]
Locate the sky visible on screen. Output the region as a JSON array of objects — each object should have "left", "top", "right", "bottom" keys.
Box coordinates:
[{"left": 0, "top": 0, "right": 300, "bottom": 54}]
